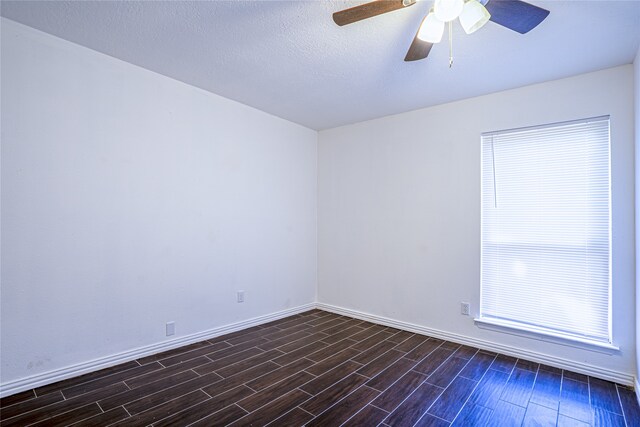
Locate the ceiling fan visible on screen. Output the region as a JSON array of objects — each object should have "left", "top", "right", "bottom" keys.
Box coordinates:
[{"left": 333, "top": 0, "right": 550, "bottom": 63}]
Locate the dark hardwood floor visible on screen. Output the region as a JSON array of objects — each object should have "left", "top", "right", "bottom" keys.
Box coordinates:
[{"left": 1, "top": 309, "right": 638, "bottom": 426}]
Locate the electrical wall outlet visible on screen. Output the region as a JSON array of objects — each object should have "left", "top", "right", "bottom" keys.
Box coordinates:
[
  {"left": 461, "top": 302, "right": 470, "bottom": 316},
  {"left": 237, "top": 290, "right": 245, "bottom": 303},
  {"left": 166, "top": 321, "right": 175, "bottom": 336}
]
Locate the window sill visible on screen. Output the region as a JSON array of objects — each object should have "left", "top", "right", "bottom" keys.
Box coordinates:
[{"left": 474, "top": 317, "right": 619, "bottom": 355}]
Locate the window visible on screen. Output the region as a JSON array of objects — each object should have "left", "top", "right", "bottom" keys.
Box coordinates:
[{"left": 480, "top": 116, "right": 611, "bottom": 345}]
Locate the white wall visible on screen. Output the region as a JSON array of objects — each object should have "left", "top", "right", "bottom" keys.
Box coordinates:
[
  {"left": 634, "top": 46, "right": 640, "bottom": 389},
  {"left": 0, "top": 18, "right": 317, "bottom": 385},
  {"left": 318, "top": 65, "right": 636, "bottom": 378}
]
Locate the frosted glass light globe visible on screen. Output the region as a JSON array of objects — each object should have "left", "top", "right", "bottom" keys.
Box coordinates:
[
  {"left": 417, "top": 12, "right": 445, "bottom": 43},
  {"left": 460, "top": 0, "right": 491, "bottom": 34},
  {"left": 434, "top": 0, "right": 464, "bottom": 22}
]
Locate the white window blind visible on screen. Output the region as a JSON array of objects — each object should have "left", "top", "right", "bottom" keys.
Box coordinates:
[{"left": 480, "top": 116, "right": 611, "bottom": 344}]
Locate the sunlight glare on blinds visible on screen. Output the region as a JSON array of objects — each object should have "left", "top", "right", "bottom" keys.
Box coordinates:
[{"left": 480, "top": 116, "right": 611, "bottom": 343}]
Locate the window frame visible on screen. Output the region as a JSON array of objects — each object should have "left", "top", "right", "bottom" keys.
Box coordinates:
[{"left": 477, "top": 116, "right": 614, "bottom": 351}]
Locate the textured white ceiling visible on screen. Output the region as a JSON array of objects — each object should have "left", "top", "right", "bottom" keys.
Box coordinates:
[{"left": 2, "top": 0, "right": 639, "bottom": 130}]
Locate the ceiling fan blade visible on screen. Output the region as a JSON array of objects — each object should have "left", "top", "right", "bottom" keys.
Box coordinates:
[
  {"left": 485, "top": 0, "right": 550, "bottom": 34},
  {"left": 333, "top": 0, "right": 416, "bottom": 26},
  {"left": 404, "top": 19, "right": 433, "bottom": 62}
]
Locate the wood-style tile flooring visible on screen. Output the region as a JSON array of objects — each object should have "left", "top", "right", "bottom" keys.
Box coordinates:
[{"left": 1, "top": 309, "right": 639, "bottom": 426}]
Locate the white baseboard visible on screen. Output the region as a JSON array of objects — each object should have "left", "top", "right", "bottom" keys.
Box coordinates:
[
  {"left": 0, "top": 303, "right": 315, "bottom": 398},
  {"left": 316, "top": 302, "right": 636, "bottom": 387},
  {"left": 2, "top": 301, "right": 636, "bottom": 398}
]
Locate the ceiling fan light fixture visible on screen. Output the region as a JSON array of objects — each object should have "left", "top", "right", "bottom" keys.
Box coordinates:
[
  {"left": 417, "top": 11, "right": 445, "bottom": 43},
  {"left": 459, "top": 0, "right": 491, "bottom": 34},
  {"left": 434, "top": 0, "right": 464, "bottom": 22}
]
